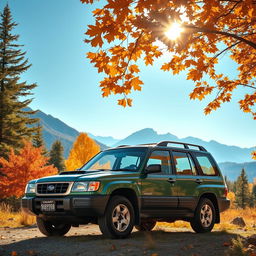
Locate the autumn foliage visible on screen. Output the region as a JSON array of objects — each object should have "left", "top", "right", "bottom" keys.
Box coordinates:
[
  {"left": 0, "top": 141, "right": 57, "bottom": 198},
  {"left": 82, "top": 0, "right": 256, "bottom": 119},
  {"left": 65, "top": 133, "right": 100, "bottom": 171},
  {"left": 252, "top": 151, "right": 256, "bottom": 160}
]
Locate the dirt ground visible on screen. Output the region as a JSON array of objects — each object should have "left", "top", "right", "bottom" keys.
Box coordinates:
[{"left": 0, "top": 224, "right": 252, "bottom": 256}]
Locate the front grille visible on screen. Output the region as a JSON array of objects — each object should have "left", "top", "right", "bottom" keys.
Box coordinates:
[{"left": 37, "top": 183, "right": 70, "bottom": 195}]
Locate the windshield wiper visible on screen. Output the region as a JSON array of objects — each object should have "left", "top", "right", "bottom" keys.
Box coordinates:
[
  {"left": 80, "top": 169, "right": 109, "bottom": 172},
  {"left": 59, "top": 170, "right": 86, "bottom": 175},
  {"left": 112, "top": 168, "right": 137, "bottom": 172}
]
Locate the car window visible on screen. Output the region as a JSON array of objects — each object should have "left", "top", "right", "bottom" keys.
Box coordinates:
[
  {"left": 81, "top": 148, "right": 147, "bottom": 171},
  {"left": 173, "top": 151, "right": 197, "bottom": 175},
  {"left": 196, "top": 155, "right": 217, "bottom": 176},
  {"left": 146, "top": 150, "right": 171, "bottom": 174},
  {"left": 89, "top": 155, "right": 116, "bottom": 170},
  {"left": 119, "top": 155, "right": 140, "bottom": 170}
]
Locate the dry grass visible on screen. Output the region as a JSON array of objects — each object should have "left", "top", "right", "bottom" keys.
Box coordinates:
[
  {"left": 220, "top": 208, "right": 256, "bottom": 227},
  {"left": 156, "top": 220, "right": 190, "bottom": 230},
  {"left": 0, "top": 203, "right": 35, "bottom": 228},
  {"left": 156, "top": 208, "right": 256, "bottom": 232},
  {"left": 0, "top": 201, "right": 255, "bottom": 231}
]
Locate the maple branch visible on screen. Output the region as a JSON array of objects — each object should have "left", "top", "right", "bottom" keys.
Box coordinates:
[
  {"left": 122, "top": 31, "right": 143, "bottom": 76},
  {"left": 214, "top": 87, "right": 224, "bottom": 100},
  {"left": 213, "top": 41, "right": 240, "bottom": 60},
  {"left": 239, "top": 84, "right": 256, "bottom": 90},
  {"left": 227, "top": 20, "right": 256, "bottom": 33},
  {"left": 184, "top": 25, "right": 256, "bottom": 50},
  {"left": 215, "top": 0, "right": 241, "bottom": 21}
]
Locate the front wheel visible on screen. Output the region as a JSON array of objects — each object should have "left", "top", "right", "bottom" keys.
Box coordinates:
[
  {"left": 36, "top": 217, "right": 71, "bottom": 236},
  {"left": 190, "top": 198, "right": 216, "bottom": 233},
  {"left": 98, "top": 195, "right": 135, "bottom": 239}
]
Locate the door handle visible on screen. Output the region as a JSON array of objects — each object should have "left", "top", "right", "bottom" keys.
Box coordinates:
[
  {"left": 195, "top": 178, "right": 203, "bottom": 184},
  {"left": 168, "top": 178, "right": 176, "bottom": 184}
]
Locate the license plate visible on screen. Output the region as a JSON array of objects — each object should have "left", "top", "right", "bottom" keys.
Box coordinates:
[{"left": 41, "top": 201, "right": 55, "bottom": 212}]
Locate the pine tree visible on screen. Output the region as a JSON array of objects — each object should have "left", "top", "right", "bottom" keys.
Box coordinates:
[
  {"left": 48, "top": 140, "right": 65, "bottom": 173},
  {"left": 253, "top": 184, "right": 256, "bottom": 197},
  {"left": 33, "top": 124, "right": 44, "bottom": 148},
  {"left": 32, "top": 123, "right": 47, "bottom": 155},
  {"left": 0, "top": 5, "right": 37, "bottom": 159},
  {"left": 235, "top": 169, "right": 250, "bottom": 209},
  {"left": 252, "top": 184, "right": 256, "bottom": 207}
]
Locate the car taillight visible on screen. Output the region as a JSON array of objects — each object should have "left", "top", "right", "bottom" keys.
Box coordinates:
[{"left": 224, "top": 186, "right": 228, "bottom": 197}]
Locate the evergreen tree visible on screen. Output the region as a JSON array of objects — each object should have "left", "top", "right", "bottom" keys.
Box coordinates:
[
  {"left": 33, "top": 124, "right": 44, "bottom": 148},
  {"left": 249, "top": 193, "right": 255, "bottom": 208},
  {"left": 235, "top": 169, "right": 250, "bottom": 209},
  {"left": 48, "top": 140, "right": 65, "bottom": 173},
  {"left": 233, "top": 181, "right": 237, "bottom": 193},
  {"left": 0, "top": 5, "right": 37, "bottom": 159},
  {"left": 253, "top": 184, "right": 256, "bottom": 197},
  {"left": 32, "top": 123, "right": 47, "bottom": 155},
  {"left": 252, "top": 184, "right": 256, "bottom": 207}
]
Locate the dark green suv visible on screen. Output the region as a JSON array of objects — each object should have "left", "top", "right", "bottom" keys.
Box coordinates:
[{"left": 22, "top": 141, "right": 230, "bottom": 238}]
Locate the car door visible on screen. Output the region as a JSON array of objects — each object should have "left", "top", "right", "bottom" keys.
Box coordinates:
[
  {"left": 140, "top": 150, "right": 178, "bottom": 217},
  {"left": 170, "top": 150, "right": 201, "bottom": 213}
]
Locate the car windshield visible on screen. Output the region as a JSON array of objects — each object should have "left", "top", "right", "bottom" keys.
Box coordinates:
[{"left": 80, "top": 148, "right": 148, "bottom": 172}]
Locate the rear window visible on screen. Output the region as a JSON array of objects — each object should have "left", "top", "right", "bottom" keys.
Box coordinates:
[
  {"left": 196, "top": 155, "right": 217, "bottom": 176},
  {"left": 172, "top": 151, "right": 197, "bottom": 175}
]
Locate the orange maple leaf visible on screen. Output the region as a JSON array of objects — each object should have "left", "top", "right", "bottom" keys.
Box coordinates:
[
  {"left": 130, "top": 77, "right": 143, "bottom": 91},
  {"left": 118, "top": 98, "right": 127, "bottom": 107},
  {"left": 129, "top": 64, "right": 140, "bottom": 73}
]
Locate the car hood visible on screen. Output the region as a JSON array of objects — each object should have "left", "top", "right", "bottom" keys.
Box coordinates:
[{"left": 36, "top": 170, "right": 138, "bottom": 183}]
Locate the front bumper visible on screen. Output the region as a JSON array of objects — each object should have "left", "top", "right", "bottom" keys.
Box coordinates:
[
  {"left": 218, "top": 198, "right": 230, "bottom": 212},
  {"left": 21, "top": 195, "right": 110, "bottom": 218}
]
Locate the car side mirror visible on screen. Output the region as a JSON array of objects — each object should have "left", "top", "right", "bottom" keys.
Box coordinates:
[{"left": 145, "top": 164, "right": 162, "bottom": 174}]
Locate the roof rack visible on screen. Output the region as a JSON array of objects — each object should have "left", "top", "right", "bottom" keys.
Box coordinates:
[
  {"left": 138, "top": 143, "right": 158, "bottom": 146},
  {"left": 156, "top": 141, "right": 207, "bottom": 152}
]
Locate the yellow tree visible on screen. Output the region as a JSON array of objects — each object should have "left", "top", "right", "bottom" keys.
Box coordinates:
[{"left": 65, "top": 133, "right": 100, "bottom": 171}]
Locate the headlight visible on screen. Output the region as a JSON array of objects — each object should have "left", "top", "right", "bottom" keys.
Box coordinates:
[
  {"left": 72, "top": 181, "right": 100, "bottom": 192},
  {"left": 72, "top": 182, "right": 88, "bottom": 192},
  {"left": 25, "top": 183, "right": 36, "bottom": 194}
]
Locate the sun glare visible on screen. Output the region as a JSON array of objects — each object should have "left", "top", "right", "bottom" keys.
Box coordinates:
[{"left": 165, "top": 22, "right": 183, "bottom": 40}]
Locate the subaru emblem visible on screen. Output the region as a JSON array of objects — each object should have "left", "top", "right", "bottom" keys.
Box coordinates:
[{"left": 47, "top": 185, "right": 55, "bottom": 191}]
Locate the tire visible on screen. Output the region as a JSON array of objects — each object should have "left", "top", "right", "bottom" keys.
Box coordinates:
[
  {"left": 36, "top": 217, "right": 71, "bottom": 236},
  {"left": 135, "top": 220, "right": 156, "bottom": 231},
  {"left": 98, "top": 195, "right": 135, "bottom": 239},
  {"left": 190, "top": 198, "right": 216, "bottom": 233}
]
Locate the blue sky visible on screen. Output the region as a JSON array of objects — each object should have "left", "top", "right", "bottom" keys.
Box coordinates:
[{"left": 1, "top": 0, "right": 256, "bottom": 148}]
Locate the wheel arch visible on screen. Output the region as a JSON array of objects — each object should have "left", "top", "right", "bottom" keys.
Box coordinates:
[
  {"left": 109, "top": 188, "right": 140, "bottom": 225},
  {"left": 198, "top": 193, "right": 220, "bottom": 223}
]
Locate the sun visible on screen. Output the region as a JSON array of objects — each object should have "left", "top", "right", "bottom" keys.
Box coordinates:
[{"left": 165, "top": 22, "right": 183, "bottom": 40}]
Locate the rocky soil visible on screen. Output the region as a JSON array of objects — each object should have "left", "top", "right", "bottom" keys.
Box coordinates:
[{"left": 1, "top": 224, "right": 254, "bottom": 256}]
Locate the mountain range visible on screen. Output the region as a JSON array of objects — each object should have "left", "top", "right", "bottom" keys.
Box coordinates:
[
  {"left": 113, "top": 128, "right": 255, "bottom": 163},
  {"left": 30, "top": 108, "right": 255, "bottom": 182},
  {"left": 30, "top": 108, "right": 107, "bottom": 157}
]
